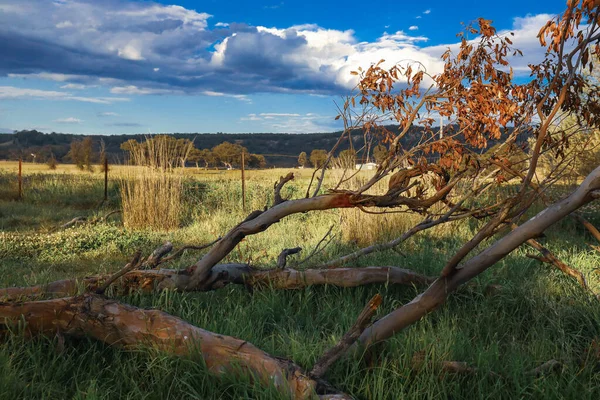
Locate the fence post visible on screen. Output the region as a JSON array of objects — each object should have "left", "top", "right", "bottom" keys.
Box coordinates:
[
  {"left": 104, "top": 157, "right": 109, "bottom": 202},
  {"left": 18, "top": 157, "right": 23, "bottom": 200},
  {"left": 241, "top": 151, "right": 246, "bottom": 212}
]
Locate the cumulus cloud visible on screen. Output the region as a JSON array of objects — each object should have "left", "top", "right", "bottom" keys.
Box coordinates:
[
  {"left": 0, "top": 0, "right": 557, "bottom": 96},
  {"left": 240, "top": 112, "right": 337, "bottom": 133},
  {"left": 423, "top": 9, "right": 431, "bottom": 14},
  {"left": 409, "top": 26, "right": 418, "bottom": 31},
  {"left": 55, "top": 117, "right": 82, "bottom": 124}
]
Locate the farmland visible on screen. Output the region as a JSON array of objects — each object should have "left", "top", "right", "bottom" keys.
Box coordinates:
[{"left": 1, "top": 161, "right": 600, "bottom": 399}]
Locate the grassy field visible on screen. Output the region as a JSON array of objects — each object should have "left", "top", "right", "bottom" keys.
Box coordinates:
[{"left": 1, "top": 161, "right": 600, "bottom": 399}]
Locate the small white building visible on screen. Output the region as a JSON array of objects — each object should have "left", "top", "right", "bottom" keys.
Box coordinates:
[{"left": 355, "top": 162, "right": 378, "bottom": 170}]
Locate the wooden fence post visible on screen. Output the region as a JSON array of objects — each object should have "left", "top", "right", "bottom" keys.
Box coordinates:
[
  {"left": 18, "top": 157, "right": 23, "bottom": 200},
  {"left": 104, "top": 157, "right": 109, "bottom": 202},
  {"left": 241, "top": 151, "right": 246, "bottom": 212}
]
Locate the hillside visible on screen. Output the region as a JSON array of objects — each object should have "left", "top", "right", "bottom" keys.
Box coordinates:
[{"left": 0, "top": 129, "right": 383, "bottom": 167}]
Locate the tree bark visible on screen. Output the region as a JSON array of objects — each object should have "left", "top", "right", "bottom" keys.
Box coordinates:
[{"left": 0, "top": 294, "right": 348, "bottom": 399}]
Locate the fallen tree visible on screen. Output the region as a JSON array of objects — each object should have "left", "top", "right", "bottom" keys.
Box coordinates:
[
  {"left": 0, "top": 263, "right": 433, "bottom": 302},
  {"left": 2, "top": 2, "right": 600, "bottom": 399}
]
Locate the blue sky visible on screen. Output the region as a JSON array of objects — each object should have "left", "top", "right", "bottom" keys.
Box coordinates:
[{"left": 0, "top": 0, "right": 568, "bottom": 135}]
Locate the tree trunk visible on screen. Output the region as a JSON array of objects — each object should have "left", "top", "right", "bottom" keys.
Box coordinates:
[
  {"left": 358, "top": 166, "right": 600, "bottom": 347},
  {"left": 0, "top": 265, "right": 433, "bottom": 302},
  {"left": 0, "top": 294, "right": 348, "bottom": 399}
]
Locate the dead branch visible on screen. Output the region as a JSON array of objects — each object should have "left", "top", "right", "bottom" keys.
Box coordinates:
[
  {"left": 154, "top": 238, "right": 221, "bottom": 267},
  {"left": 49, "top": 216, "right": 87, "bottom": 232},
  {"left": 358, "top": 166, "right": 600, "bottom": 347},
  {"left": 189, "top": 179, "right": 461, "bottom": 289},
  {"left": 0, "top": 294, "right": 348, "bottom": 399},
  {"left": 524, "top": 235, "right": 588, "bottom": 290},
  {"left": 527, "top": 360, "right": 564, "bottom": 376},
  {"left": 95, "top": 250, "right": 143, "bottom": 294},
  {"left": 277, "top": 247, "right": 302, "bottom": 269},
  {"left": 100, "top": 209, "right": 121, "bottom": 222},
  {"left": 320, "top": 216, "right": 448, "bottom": 268},
  {"left": 294, "top": 225, "right": 335, "bottom": 267},
  {"left": 310, "top": 294, "right": 382, "bottom": 379},
  {"left": 0, "top": 266, "right": 434, "bottom": 302},
  {"left": 274, "top": 172, "right": 295, "bottom": 205},
  {"left": 144, "top": 242, "right": 174, "bottom": 268},
  {"left": 573, "top": 214, "right": 600, "bottom": 245}
]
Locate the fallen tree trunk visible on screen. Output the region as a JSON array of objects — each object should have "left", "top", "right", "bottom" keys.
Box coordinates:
[
  {"left": 358, "top": 166, "right": 600, "bottom": 347},
  {"left": 0, "top": 294, "right": 348, "bottom": 399},
  {"left": 0, "top": 265, "right": 434, "bottom": 302},
  {"left": 188, "top": 179, "right": 459, "bottom": 288}
]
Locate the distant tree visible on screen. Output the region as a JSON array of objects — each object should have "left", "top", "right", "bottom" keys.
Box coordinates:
[
  {"left": 372, "top": 144, "right": 387, "bottom": 165},
  {"left": 247, "top": 154, "right": 267, "bottom": 169},
  {"left": 69, "top": 140, "right": 85, "bottom": 170},
  {"left": 189, "top": 148, "right": 215, "bottom": 169},
  {"left": 298, "top": 151, "right": 307, "bottom": 168},
  {"left": 212, "top": 141, "right": 247, "bottom": 169},
  {"left": 309, "top": 149, "right": 327, "bottom": 168},
  {"left": 81, "top": 137, "right": 94, "bottom": 172},
  {"left": 337, "top": 149, "right": 356, "bottom": 169},
  {"left": 47, "top": 154, "right": 58, "bottom": 170}
]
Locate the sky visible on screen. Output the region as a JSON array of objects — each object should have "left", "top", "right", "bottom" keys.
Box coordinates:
[{"left": 0, "top": 0, "right": 569, "bottom": 135}]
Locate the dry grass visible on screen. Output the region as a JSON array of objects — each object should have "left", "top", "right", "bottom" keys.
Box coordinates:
[{"left": 119, "top": 137, "right": 194, "bottom": 231}]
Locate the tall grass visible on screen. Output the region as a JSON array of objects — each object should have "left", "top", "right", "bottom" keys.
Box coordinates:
[{"left": 120, "top": 137, "right": 194, "bottom": 231}]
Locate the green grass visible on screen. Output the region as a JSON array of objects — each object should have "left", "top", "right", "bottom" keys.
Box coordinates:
[{"left": 1, "top": 164, "right": 600, "bottom": 399}]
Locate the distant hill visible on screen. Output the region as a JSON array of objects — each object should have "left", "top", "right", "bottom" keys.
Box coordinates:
[
  {"left": 0, "top": 126, "right": 524, "bottom": 168},
  {"left": 0, "top": 129, "right": 388, "bottom": 167}
]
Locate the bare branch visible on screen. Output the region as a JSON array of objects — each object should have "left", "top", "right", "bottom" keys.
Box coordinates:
[
  {"left": 96, "top": 250, "right": 143, "bottom": 295},
  {"left": 310, "top": 294, "right": 382, "bottom": 378},
  {"left": 277, "top": 247, "right": 302, "bottom": 269},
  {"left": 274, "top": 172, "right": 295, "bottom": 205}
]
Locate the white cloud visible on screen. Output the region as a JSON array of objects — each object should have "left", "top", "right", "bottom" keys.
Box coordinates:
[
  {"left": 202, "top": 90, "right": 251, "bottom": 102},
  {"left": 8, "top": 72, "right": 87, "bottom": 82},
  {"left": 409, "top": 26, "right": 418, "bottom": 31},
  {"left": 0, "top": 86, "right": 128, "bottom": 104},
  {"left": 0, "top": 1, "right": 560, "bottom": 96},
  {"left": 240, "top": 112, "right": 338, "bottom": 132},
  {"left": 98, "top": 112, "right": 119, "bottom": 117},
  {"left": 259, "top": 113, "right": 301, "bottom": 117},
  {"left": 60, "top": 83, "right": 87, "bottom": 90},
  {"left": 54, "top": 117, "right": 81, "bottom": 124},
  {"left": 416, "top": 16, "right": 422, "bottom": 19},
  {"left": 110, "top": 85, "right": 178, "bottom": 95},
  {"left": 117, "top": 42, "right": 145, "bottom": 61}
]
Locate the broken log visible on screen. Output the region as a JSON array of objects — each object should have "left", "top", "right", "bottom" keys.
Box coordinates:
[
  {"left": 0, "top": 294, "right": 348, "bottom": 399},
  {"left": 0, "top": 265, "right": 434, "bottom": 302}
]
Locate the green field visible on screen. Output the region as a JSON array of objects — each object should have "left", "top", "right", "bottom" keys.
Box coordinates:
[{"left": 1, "top": 162, "right": 600, "bottom": 399}]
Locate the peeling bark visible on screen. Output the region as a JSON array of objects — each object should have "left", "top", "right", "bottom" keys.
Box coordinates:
[{"left": 0, "top": 294, "right": 348, "bottom": 399}]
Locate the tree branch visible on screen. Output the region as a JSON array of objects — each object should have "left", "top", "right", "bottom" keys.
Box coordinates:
[{"left": 310, "top": 294, "right": 382, "bottom": 378}]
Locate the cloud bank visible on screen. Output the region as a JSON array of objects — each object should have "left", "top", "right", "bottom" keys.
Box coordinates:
[{"left": 0, "top": 0, "right": 554, "bottom": 98}]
